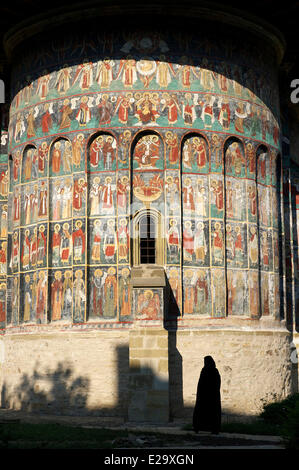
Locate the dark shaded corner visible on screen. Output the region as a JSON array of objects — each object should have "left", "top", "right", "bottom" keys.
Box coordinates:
[{"left": 164, "top": 274, "right": 184, "bottom": 422}]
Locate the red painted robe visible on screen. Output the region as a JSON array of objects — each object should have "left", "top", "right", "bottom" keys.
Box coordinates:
[
  {"left": 37, "top": 232, "right": 47, "bottom": 265},
  {"left": 213, "top": 230, "right": 223, "bottom": 251},
  {"left": 13, "top": 195, "right": 20, "bottom": 221},
  {"left": 0, "top": 297, "right": 5, "bottom": 322},
  {"left": 76, "top": 103, "right": 91, "bottom": 125},
  {"left": 183, "top": 228, "right": 194, "bottom": 255},
  {"left": 52, "top": 232, "right": 61, "bottom": 252},
  {"left": 166, "top": 99, "right": 178, "bottom": 125},
  {"left": 61, "top": 231, "right": 72, "bottom": 262},
  {"left": 167, "top": 136, "right": 179, "bottom": 164},
  {"left": 182, "top": 66, "right": 191, "bottom": 87},
  {"left": 73, "top": 180, "right": 85, "bottom": 211},
  {"left": 102, "top": 183, "right": 114, "bottom": 211},
  {"left": 30, "top": 235, "right": 37, "bottom": 267},
  {"left": 52, "top": 148, "right": 61, "bottom": 173},
  {"left": 118, "top": 98, "right": 130, "bottom": 124},
  {"left": 195, "top": 141, "right": 207, "bottom": 168},
  {"left": 51, "top": 279, "right": 63, "bottom": 320},
  {"left": 214, "top": 183, "right": 224, "bottom": 211},
  {"left": 13, "top": 157, "right": 20, "bottom": 181},
  {"left": 249, "top": 190, "right": 257, "bottom": 217},
  {"left": 36, "top": 278, "right": 47, "bottom": 321},
  {"left": 259, "top": 157, "right": 266, "bottom": 180},
  {"left": 235, "top": 233, "right": 243, "bottom": 251},
  {"left": 21, "top": 236, "right": 30, "bottom": 268},
  {"left": 38, "top": 145, "right": 48, "bottom": 172},
  {"left": 117, "top": 181, "right": 128, "bottom": 212},
  {"left": 38, "top": 187, "right": 48, "bottom": 217},
  {"left": 183, "top": 186, "right": 195, "bottom": 212},
  {"left": 117, "top": 226, "right": 129, "bottom": 260},
  {"left": 218, "top": 103, "right": 230, "bottom": 129},
  {"left": 89, "top": 140, "right": 102, "bottom": 167},
  {"left": 72, "top": 228, "right": 85, "bottom": 260}
]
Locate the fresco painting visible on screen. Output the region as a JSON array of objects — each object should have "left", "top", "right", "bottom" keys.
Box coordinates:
[
  {"left": 89, "top": 266, "right": 118, "bottom": 320},
  {"left": 134, "top": 288, "right": 163, "bottom": 321},
  {"left": 4, "top": 31, "right": 282, "bottom": 326},
  {"left": 50, "top": 269, "right": 73, "bottom": 322}
]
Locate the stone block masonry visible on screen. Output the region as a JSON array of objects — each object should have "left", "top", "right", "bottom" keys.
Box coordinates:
[
  {"left": 128, "top": 328, "right": 169, "bottom": 423},
  {"left": 0, "top": 326, "right": 295, "bottom": 421}
]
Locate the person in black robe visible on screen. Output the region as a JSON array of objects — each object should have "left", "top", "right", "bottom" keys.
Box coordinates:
[{"left": 193, "top": 355, "right": 221, "bottom": 434}]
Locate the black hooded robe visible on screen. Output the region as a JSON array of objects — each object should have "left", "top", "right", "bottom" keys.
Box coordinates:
[{"left": 193, "top": 356, "right": 221, "bottom": 433}]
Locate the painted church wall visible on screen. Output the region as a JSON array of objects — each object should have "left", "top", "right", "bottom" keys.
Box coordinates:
[{"left": 5, "top": 29, "right": 282, "bottom": 327}]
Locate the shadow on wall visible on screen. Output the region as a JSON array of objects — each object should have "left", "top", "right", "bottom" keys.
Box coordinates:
[
  {"left": 0, "top": 345, "right": 130, "bottom": 417},
  {"left": 0, "top": 338, "right": 183, "bottom": 421},
  {"left": 0, "top": 336, "right": 297, "bottom": 422},
  {"left": 0, "top": 340, "right": 176, "bottom": 420},
  {"left": 0, "top": 361, "right": 90, "bottom": 416}
]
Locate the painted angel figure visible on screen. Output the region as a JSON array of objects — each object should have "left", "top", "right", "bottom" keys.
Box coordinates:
[
  {"left": 36, "top": 71, "right": 51, "bottom": 100},
  {"left": 176, "top": 56, "right": 200, "bottom": 88},
  {"left": 55, "top": 65, "right": 72, "bottom": 94},
  {"left": 136, "top": 59, "right": 157, "bottom": 87},
  {"left": 116, "top": 58, "right": 138, "bottom": 87},
  {"left": 95, "top": 59, "right": 114, "bottom": 88},
  {"left": 155, "top": 55, "right": 176, "bottom": 88},
  {"left": 199, "top": 59, "right": 216, "bottom": 91},
  {"left": 72, "top": 60, "right": 94, "bottom": 91}
]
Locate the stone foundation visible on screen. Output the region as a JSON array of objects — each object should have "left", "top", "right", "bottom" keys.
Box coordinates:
[
  {"left": 128, "top": 327, "right": 169, "bottom": 423},
  {"left": 170, "top": 328, "right": 294, "bottom": 419},
  {"left": 0, "top": 326, "right": 295, "bottom": 422}
]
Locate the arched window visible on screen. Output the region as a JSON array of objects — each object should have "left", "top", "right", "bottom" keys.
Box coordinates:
[
  {"left": 139, "top": 212, "right": 156, "bottom": 264},
  {"left": 132, "top": 209, "right": 164, "bottom": 266}
]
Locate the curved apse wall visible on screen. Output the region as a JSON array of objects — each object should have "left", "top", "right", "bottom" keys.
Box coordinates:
[{"left": 5, "top": 27, "right": 282, "bottom": 329}]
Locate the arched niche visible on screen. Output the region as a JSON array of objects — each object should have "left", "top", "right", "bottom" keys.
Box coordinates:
[
  {"left": 22, "top": 144, "right": 38, "bottom": 183},
  {"left": 131, "top": 131, "right": 164, "bottom": 171},
  {"left": 49, "top": 136, "right": 73, "bottom": 176},
  {"left": 131, "top": 131, "right": 165, "bottom": 218},
  {"left": 181, "top": 132, "right": 209, "bottom": 173},
  {"left": 256, "top": 144, "right": 270, "bottom": 185},
  {"left": 88, "top": 132, "right": 117, "bottom": 171},
  {"left": 224, "top": 137, "right": 245, "bottom": 178},
  {"left": 224, "top": 137, "right": 249, "bottom": 317}
]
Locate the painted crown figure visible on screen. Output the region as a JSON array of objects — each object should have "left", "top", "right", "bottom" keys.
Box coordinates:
[{"left": 0, "top": 0, "right": 298, "bottom": 424}]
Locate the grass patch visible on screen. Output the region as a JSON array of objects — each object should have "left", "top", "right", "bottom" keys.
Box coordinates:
[
  {"left": 260, "top": 393, "right": 299, "bottom": 449},
  {"left": 0, "top": 422, "right": 129, "bottom": 449},
  {"left": 220, "top": 421, "right": 281, "bottom": 436},
  {"left": 181, "top": 421, "right": 280, "bottom": 436}
]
